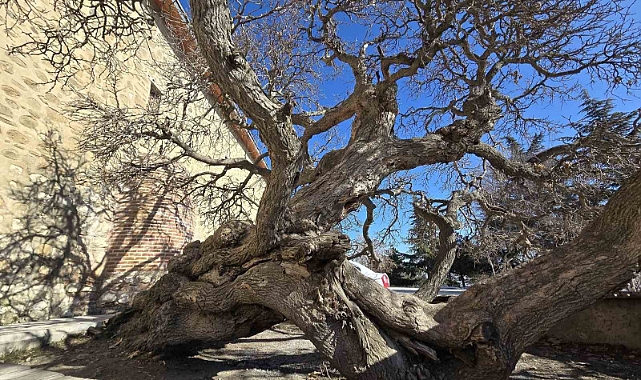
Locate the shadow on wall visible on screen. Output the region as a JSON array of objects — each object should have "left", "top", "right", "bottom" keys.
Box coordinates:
[
  {"left": 95, "top": 168, "right": 194, "bottom": 312},
  {"left": 0, "top": 129, "right": 113, "bottom": 324},
  {"left": 0, "top": 131, "right": 196, "bottom": 324}
]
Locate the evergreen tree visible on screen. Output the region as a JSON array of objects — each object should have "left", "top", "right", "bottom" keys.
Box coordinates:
[{"left": 405, "top": 212, "right": 494, "bottom": 288}]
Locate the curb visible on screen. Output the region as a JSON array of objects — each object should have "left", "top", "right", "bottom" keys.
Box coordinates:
[{"left": 0, "top": 315, "right": 113, "bottom": 356}]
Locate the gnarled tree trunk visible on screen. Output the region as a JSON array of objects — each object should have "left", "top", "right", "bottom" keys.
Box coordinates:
[{"left": 107, "top": 169, "right": 641, "bottom": 380}]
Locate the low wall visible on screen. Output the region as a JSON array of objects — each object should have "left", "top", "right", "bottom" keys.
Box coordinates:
[
  {"left": 0, "top": 315, "right": 112, "bottom": 355},
  {"left": 546, "top": 295, "right": 641, "bottom": 350}
]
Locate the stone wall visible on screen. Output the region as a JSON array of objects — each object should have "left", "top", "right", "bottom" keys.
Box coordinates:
[{"left": 0, "top": 0, "right": 261, "bottom": 324}]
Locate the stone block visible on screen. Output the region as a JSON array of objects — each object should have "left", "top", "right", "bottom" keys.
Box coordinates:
[
  {"left": 5, "top": 98, "right": 19, "bottom": 109},
  {"left": 1, "top": 85, "right": 21, "bottom": 98},
  {"left": 34, "top": 243, "right": 53, "bottom": 256},
  {"left": 0, "top": 0, "right": 262, "bottom": 324},
  {"left": 98, "top": 292, "right": 117, "bottom": 304},
  {"left": 0, "top": 103, "right": 12, "bottom": 117},
  {"left": 32, "top": 300, "right": 49, "bottom": 311},
  {"left": 11, "top": 219, "right": 23, "bottom": 231},
  {"left": 9, "top": 164, "right": 23, "bottom": 175},
  {"left": 0, "top": 115, "right": 15, "bottom": 127},
  {"left": 9, "top": 55, "right": 27, "bottom": 68},
  {"left": 0, "top": 60, "right": 14, "bottom": 74},
  {"left": 6, "top": 129, "right": 29, "bottom": 144},
  {"left": 64, "top": 284, "right": 79, "bottom": 294},
  {"left": 2, "top": 149, "right": 18, "bottom": 160},
  {"left": 18, "top": 115, "right": 38, "bottom": 129}
]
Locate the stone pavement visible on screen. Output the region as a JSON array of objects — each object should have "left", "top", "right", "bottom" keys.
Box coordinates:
[
  {"left": 0, "top": 364, "right": 91, "bottom": 379},
  {"left": 0, "top": 315, "right": 112, "bottom": 355}
]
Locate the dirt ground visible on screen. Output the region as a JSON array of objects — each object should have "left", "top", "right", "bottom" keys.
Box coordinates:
[{"left": 2, "top": 322, "right": 640, "bottom": 380}]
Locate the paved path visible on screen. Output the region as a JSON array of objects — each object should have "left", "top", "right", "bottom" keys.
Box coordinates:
[
  {"left": 0, "top": 364, "right": 91, "bottom": 379},
  {"left": 0, "top": 315, "right": 112, "bottom": 355}
]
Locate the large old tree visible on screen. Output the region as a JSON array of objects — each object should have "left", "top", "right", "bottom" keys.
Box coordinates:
[{"left": 3, "top": 0, "right": 641, "bottom": 378}]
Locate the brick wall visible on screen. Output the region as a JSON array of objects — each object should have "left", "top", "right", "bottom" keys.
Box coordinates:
[
  {"left": 104, "top": 181, "right": 194, "bottom": 274},
  {"left": 92, "top": 175, "right": 195, "bottom": 312}
]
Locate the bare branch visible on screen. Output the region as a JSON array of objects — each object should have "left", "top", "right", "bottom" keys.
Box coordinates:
[
  {"left": 191, "top": 0, "right": 300, "bottom": 163},
  {"left": 468, "top": 143, "right": 547, "bottom": 180},
  {"left": 142, "top": 127, "right": 270, "bottom": 177},
  {"left": 355, "top": 197, "right": 380, "bottom": 268}
]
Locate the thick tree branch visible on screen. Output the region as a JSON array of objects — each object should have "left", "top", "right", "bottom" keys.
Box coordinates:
[
  {"left": 434, "top": 168, "right": 641, "bottom": 365},
  {"left": 190, "top": 0, "right": 299, "bottom": 163},
  {"left": 191, "top": 0, "right": 306, "bottom": 251},
  {"left": 468, "top": 143, "right": 547, "bottom": 180},
  {"left": 296, "top": 91, "right": 361, "bottom": 141},
  {"left": 341, "top": 262, "right": 446, "bottom": 344},
  {"left": 356, "top": 197, "right": 380, "bottom": 267},
  {"left": 414, "top": 191, "right": 467, "bottom": 302},
  {"left": 290, "top": 134, "right": 467, "bottom": 228}
]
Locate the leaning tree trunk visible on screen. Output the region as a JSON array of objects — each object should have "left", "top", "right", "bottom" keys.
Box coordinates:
[{"left": 106, "top": 169, "right": 641, "bottom": 380}]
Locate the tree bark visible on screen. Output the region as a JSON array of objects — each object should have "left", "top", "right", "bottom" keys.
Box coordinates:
[
  {"left": 415, "top": 224, "right": 457, "bottom": 302},
  {"left": 11, "top": 0, "right": 639, "bottom": 377}
]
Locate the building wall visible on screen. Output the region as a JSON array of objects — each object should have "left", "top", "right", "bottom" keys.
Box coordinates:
[{"left": 0, "top": 0, "right": 261, "bottom": 323}]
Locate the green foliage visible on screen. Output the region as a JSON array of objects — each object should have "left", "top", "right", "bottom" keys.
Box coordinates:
[
  {"left": 526, "top": 133, "right": 545, "bottom": 157},
  {"left": 387, "top": 247, "right": 428, "bottom": 287},
  {"left": 574, "top": 96, "right": 637, "bottom": 137}
]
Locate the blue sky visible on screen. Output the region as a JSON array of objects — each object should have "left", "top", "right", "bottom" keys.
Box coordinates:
[{"left": 178, "top": 0, "right": 640, "bottom": 254}]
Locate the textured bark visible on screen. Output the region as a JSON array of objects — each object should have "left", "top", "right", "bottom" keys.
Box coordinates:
[
  {"left": 290, "top": 135, "right": 464, "bottom": 228},
  {"left": 415, "top": 224, "right": 457, "bottom": 302},
  {"left": 428, "top": 169, "right": 641, "bottom": 379},
  {"left": 10, "top": 0, "right": 639, "bottom": 377},
  {"left": 191, "top": 0, "right": 302, "bottom": 252}
]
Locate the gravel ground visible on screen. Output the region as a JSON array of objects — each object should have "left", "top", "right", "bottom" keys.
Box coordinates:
[{"left": 2, "top": 322, "right": 640, "bottom": 380}]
